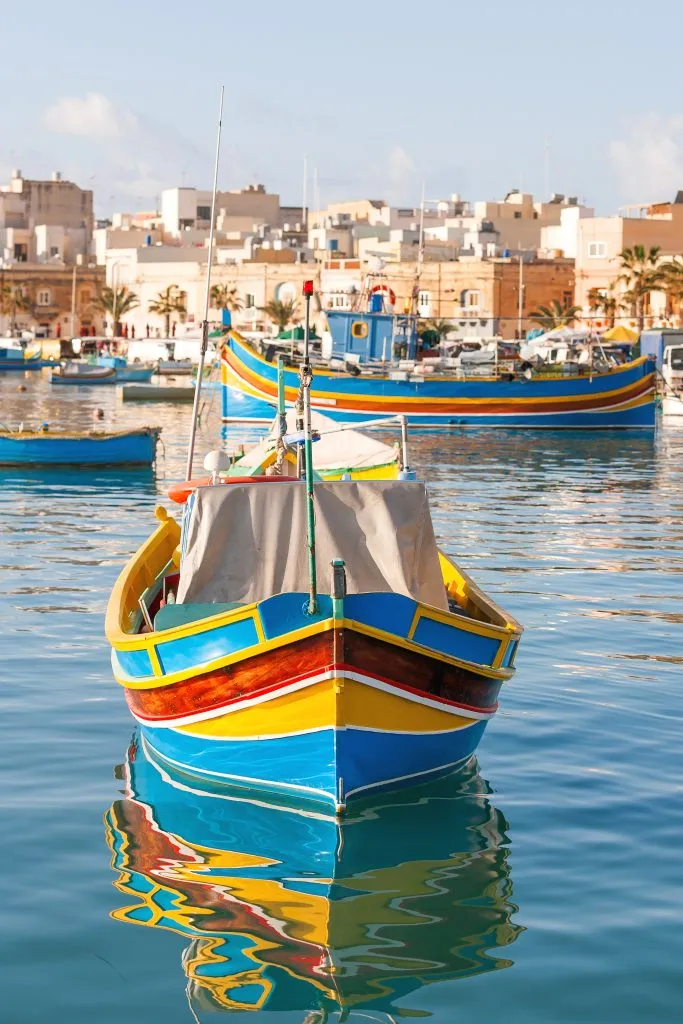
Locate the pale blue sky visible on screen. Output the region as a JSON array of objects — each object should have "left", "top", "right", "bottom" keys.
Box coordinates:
[{"left": 2, "top": 0, "right": 682, "bottom": 215}]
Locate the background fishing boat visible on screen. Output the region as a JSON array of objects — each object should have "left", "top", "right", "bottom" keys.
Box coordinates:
[
  {"left": 51, "top": 363, "right": 118, "bottom": 385},
  {"left": 0, "top": 339, "right": 42, "bottom": 371},
  {"left": 221, "top": 324, "right": 657, "bottom": 429},
  {"left": 90, "top": 354, "right": 155, "bottom": 383},
  {"left": 0, "top": 426, "right": 161, "bottom": 465},
  {"left": 105, "top": 736, "right": 522, "bottom": 1016}
]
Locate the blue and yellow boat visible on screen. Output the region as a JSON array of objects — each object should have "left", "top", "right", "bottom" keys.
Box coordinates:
[
  {"left": 0, "top": 427, "right": 161, "bottom": 466},
  {"left": 105, "top": 476, "right": 522, "bottom": 813},
  {"left": 105, "top": 735, "right": 522, "bottom": 1016},
  {"left": 221, "top": 321, "right": 657, "bottom": 429}
]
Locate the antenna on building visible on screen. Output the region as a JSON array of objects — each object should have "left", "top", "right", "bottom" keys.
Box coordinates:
[{"left": 186, "top": 85, "right": 224, "bottom": 480}]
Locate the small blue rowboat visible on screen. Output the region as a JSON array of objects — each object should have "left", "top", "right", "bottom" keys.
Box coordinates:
[
  {"left": 0, "top": 427, "right": 161, "bottom": 466},
  {"left": 0, "top": 346, "right": 42, "bottom": 370},
  {"left": 93, "top": 355, "right": 155, "bottom": 383}
]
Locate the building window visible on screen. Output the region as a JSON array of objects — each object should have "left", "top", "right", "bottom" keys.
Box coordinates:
[
  {"left": 563, "top": 291, "right": 573, "bottom": 307},
  {"left": 49, "top": 246, "right": 60, "bottom": 258},
  {"left": 588, "top": 241, "right": 606, "bottom": 258},
  {"left": 245, "top": 293, "right": 255, "bottom": 308},
  {"left": 196, "top": 206, "right": 211, "bottom": 220},
  {"left": 37, "top": 289, "right": 52, "bottom": 306},
  {"left": 418, "top": 290, "right": 431, "bottom": 314},
  {"left": 514, "top": 211, "right": 522, "bottom": 219},
  {"left": 461, "top": 289, "right": 481, "bottom": 309}
]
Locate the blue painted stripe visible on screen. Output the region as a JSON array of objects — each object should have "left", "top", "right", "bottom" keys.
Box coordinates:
[
  {"left": 345, "top": 592, "right": 417, "bottom": 637},
  {"left": 502, "top": 639, "right": 519, "bottom": 668},
  {"left": 155, "top": 616, "right": 260, "bottom": 674},
  {"left": 113, "top": 646, "right": 154, "bottom": 679},
  {"left": 412, "top": 616, "right": 501, "bottom": 667},
  {"left": 258, "top": 593, "right": 333, "bottom": 640}
]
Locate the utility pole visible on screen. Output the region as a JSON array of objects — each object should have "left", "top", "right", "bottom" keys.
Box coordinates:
[{"left": 70, "top": 265, "right": 77, "bottom": 338}]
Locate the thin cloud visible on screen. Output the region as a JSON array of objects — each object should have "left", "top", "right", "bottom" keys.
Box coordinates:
[
  {"left": 44, "top": 92, "right": 138, "bottom": 140},
  {"left": 610, "top": 113, "right": 683, "bottom": 203}
]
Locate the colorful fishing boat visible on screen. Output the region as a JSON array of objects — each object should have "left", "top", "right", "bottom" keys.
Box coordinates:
[
  {"left": 105, "top": 477, "right": 521, "bottom": 812},
  {"left": 221, "top": 321, "right": 657, "bottom": 429},
  {"left": 0, "top": 427, "right": 161, "bottom": 465},
  {"left": 105, "top": 734, "right": 522, "bottom": 1016}
]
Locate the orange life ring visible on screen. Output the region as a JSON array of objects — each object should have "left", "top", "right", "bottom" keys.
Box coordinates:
[
  {"left": 370, "top": 284, "right": 396, "bottom": 307},
  {"left": 167, "top": 474, "right": 298, "bottom": 504}
]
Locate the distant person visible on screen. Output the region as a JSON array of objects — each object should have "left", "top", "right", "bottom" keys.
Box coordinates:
[
  {"left": 131, "top": 324, "right": 135, "bottom": 339},
  {"left": 145, "top": 323, "right": 150, "bottom": 338},
  {"left": 171, "top": 321, "right": 176, "bottom": 338}
]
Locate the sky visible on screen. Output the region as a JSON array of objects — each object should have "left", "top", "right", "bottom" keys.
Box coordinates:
[{"left": 2, "top": 0, "right": 683, "bottom": 218}]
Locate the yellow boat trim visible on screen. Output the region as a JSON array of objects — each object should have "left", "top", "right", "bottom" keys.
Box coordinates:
[{"left": 173, "top": 677, "right": 479, "bottom": 739}]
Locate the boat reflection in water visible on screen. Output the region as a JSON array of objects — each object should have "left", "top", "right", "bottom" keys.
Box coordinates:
[{"left": 105, "top": 734, "right": 523, "bottom": 1018}]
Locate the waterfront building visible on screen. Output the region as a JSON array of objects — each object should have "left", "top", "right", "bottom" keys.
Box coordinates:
[
  {"left": 0, "top": 263, "right": 104, "bottom": 337},
  {"left": 573, "top": 193, "right": 683, "bottom": 321},
  {"left": 0, "top": 169, "right": 93, "bottom": 266}
]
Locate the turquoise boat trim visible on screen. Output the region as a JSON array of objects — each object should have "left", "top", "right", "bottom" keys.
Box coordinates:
[
  {"left": 412, "top": 616, "right": 501, "bottom": 667},
  {"left": 155, "top": 617, "right": 261, "bottom": 675},
  {"left": 113, "top": 647, "right": 154, "bottom": 679},
  {"left": 258, "top": 593, "right": 333, "bottom": 640},
  {"left": 344, "top": 592, "right": 418, "bottom": 636}
]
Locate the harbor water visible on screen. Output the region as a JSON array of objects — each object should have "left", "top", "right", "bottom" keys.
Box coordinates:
[{"left": 1, "top": 371, "right": 682, "bottom": 1023}]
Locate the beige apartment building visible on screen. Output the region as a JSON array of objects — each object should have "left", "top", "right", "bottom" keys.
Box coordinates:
[
  {"left": 574, "top": 194, "right": 683, "bottom": 318},
  {"left": 0, "top": 170, "right": 93, "bottom": 265}
]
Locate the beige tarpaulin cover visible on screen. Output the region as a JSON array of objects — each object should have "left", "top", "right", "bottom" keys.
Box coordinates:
[
  {"left": 177, "top": 480, "right": 448, "bottom": 610},
  {"left": 234, "top": 410, "right": 398, "bottom": 474}
]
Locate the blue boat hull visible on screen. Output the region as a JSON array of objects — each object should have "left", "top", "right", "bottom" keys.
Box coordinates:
[
  {"left": 139, "top": 718, "right": 486, "bottom": 811},
  {"left": 221, "top": 383, "right": 274, "bottom": 421},
  {"left": 0, "top": 431, "right": 159, "bottom": 466}
]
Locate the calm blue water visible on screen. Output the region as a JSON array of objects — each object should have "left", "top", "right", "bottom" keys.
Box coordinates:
[{"left": 1, "top": 372, "right": 682, "bottom": 1023}]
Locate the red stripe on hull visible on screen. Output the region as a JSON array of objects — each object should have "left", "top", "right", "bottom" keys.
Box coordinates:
[{"left": 125, "top": 627, "right": 503, "bottom": 723}]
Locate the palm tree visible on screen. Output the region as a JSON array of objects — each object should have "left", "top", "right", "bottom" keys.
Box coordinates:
[
  {"left": 0, "top": 283, "right": 31, "bottom": 333},
  {"left": 587, "top": 284, "right": 623, "bottom": 329},
  {"left": 618, "top": 245, "right": 665, "bottom": 330},
  {"left": 424, "top": 318, "right": 454, "bottom": 339},
  {"left": 210, "top": 283, "right": 243, "bottom": 316},
  {"left": 659, "top": 260, "right": 683, "bottom": 321},
  {"left": 92, "top": 286, "right": 139, "bottom": 336},
  {"left": 148, "top": 285, "right": 187, "bottom": 336},
  {"left": 529, "top": 298, "right": 582, "bottom": 330},
  {"left": 260, "top": 298, "right": 298, "bottom": 332}
]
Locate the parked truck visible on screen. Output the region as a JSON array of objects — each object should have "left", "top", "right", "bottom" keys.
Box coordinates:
[{"left": 640, "top": 329, "right": 683, "bottom": 416}]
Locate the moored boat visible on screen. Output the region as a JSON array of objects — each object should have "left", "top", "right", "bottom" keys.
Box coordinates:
[
  {"left": 50, "top": 362, "right": 118, "bottom": 385},
  {"left": 0, "top": 339, "right": 42, "bottom": 371},
  {"left": 91, "top": 354, "right": 155, "bottom": 382},
  {"left": 0, "top": 427, "right": 161, "bottom": 465},
  {"left": 105, "top": 478, "right": 522, "bottom": 812},
  {"left": 662, "top": 392, "right": 683, "bottom": 416},
  {"left": 221, "top": 323, "right": 657, "bottom": 429}
]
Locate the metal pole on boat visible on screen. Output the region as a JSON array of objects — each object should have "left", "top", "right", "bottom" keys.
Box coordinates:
[
  {"left": 276, "top": 355, "right": 286, "bottom": 438},
  {"left": 302, "top": 279, "right": 317, "bottom": 614},
  {"left": 185, "top": 84, "right": 224, "bottom": 480}
]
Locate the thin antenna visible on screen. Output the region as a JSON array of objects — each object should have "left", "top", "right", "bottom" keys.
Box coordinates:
[
  {"left": 186, "top": 85, "right": 224, "bottom": 480},
  {"left": 413, "top": 180, "right": 426, "bottom": 313},
  {"left": 302, "top": 154, "right": 308, "bottom": 228}
]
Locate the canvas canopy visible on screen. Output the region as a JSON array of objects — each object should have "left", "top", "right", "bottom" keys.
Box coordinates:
[
  {"left": 176, "top": 480, "right": 448, "bottom": 610},
  {"left": 234, "top": 410, "right": 398, "bottom": 475}
]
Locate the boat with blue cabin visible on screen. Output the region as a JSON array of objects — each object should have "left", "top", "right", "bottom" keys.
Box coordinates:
[
  {"left": 221, "top": 306, "right": 657, "bottom": 428},
  {"left": 0, "top": 338, "right": 42, "bottom": 371}
]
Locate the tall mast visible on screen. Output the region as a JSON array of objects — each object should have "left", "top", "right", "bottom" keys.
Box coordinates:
[{"left": 185, "top": 85, "right": 224, "bottom": 480}]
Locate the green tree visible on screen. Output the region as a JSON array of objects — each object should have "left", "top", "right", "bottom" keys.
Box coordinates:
[
  {"left": 618, "top": 245, "right": 665, "bottom": 330},
  {"left": 260, "top": 298, "right": 298, "bottom": 332},
  {"left": 210, "top": 283, "right": 243, "bottom": 315},
  {"left": 0, "top": 283, "right": 31, "bottom": 333},
  {"left": 148, "top": 285, "right": 187, "bottom": 336},
  {"left": 587, "top": 284, "right": 623, "bottom": 329},
  {"left": 92, "top": 285, "right": 139, "bottom": 336},
  {"left": 529, "top": 298, "right": 582, "bottom": 330},
  {"left": 659, "top": 259, "right": 683, "bottom": 320},
  {"left": 424, "top": 318, "right": 454, "bottom": 339}
]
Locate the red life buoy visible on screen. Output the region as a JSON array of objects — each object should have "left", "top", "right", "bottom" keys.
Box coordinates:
[
  {"left": 370, "top": 284, "right": 396, "bottom": 307},
  {"left": 167, "top": 474, "right": 298, "bottom": 505}
]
